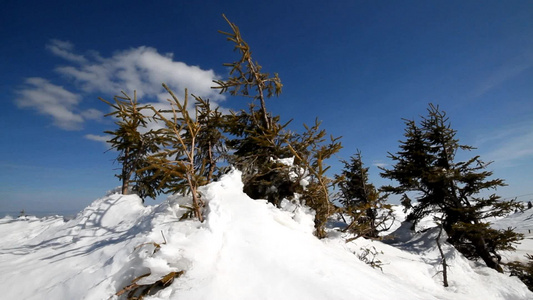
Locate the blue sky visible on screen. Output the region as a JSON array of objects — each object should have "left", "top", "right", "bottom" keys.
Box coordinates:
[{"left": 1, "top": 0, "right": 532, "bottom": 214}]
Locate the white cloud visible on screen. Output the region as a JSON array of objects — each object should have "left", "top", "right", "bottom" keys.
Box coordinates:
[
  {"left": 84, "top": 134, "right": 109, "bottom": 144},
  {"left": 45, "top": 39, "right": 87, "bottom": 64},
  {"left": 14, "top": 78, "right": 93, "bottom": 130},
  {"left": 15, "top": 40, "right": 225, "bottom": 131},
  {"left": 81, "top": 108, "right": 103, "bottom": 121},
  {"left": 372, "top": 161, "right": 388, "bottom": 168},
  {"left": 52, "top": 44, "right": 224, "bottom": 103}
]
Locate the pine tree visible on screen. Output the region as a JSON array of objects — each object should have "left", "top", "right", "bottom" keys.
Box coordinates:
[
  {"left": 381, "top": 104, "right": 523, "bottom": 272},
  {"left": 337, "top": 150, "right": 393, "bottom": 239},
  {"left": 286, "top": 119, "right": 343, "bottom": 238},
  {"left": 187, "top": 95, "right": 225, "bottom": 183},
  {"left": 214, "top": 14, "right": 295, "bottom": 206},
  {"left": 100, "top": 91, "right": 161, "bottom": 199},
  {"left": 213, "top": 14, "right": 282, "bottom": 131},
  {"left": 144, "top": 84, "right": 217, "bottom": 221},
  {"left": 223, "top": 109, "right": 295, "bottom": 205},
  {"left": 215, "top": 15, "right": 342, "bottom": 238}
]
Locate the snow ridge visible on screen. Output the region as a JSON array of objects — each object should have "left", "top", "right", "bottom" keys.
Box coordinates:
[{"left": 0, "top": 170, "right": 531, "bottom": 299}]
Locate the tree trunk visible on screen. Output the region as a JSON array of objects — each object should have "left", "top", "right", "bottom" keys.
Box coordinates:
[
  {"left": 367, "top": 208, "right": 378, "bottom": 238},
  {"left": 121, "top": 179, "right": 129, "bottom": 195},
  {"left": 471, "top": 235, "right": 503, "bottom": 273},
  {"left": 436, "top": 223, "right": 449, "bottom": 287},
  {"left": 207, "top": 141, "right": 215, "bottom": 183},
  {"left": 121, "top": 149, "right": 130, "bottom": 195},
  {"left": 190, "top": 183, "right": 204, "bottom": 222}
]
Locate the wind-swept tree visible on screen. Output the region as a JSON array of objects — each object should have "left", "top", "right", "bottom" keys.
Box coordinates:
[
  {"left": 186, "top": 95, "right": 226, "bottom": 183},
  {"left": 381, "top": 104, "right": 523, "bottom": 272},
  {"left": 100, "top": 91, "right": 161, "bottom": 199},
  {"left": 144, "top": 84, "right": 221, "bottom": 222},
  {"left": 213, "top": 14, "right": 282, "bottom": 131},
  {"left": 214, "top": 14, "right": 294, "bottom": 206},
  {"left": 286, "top": 120, "right": 343, "bottom": 238},
  {"left": 214, "top": 15, "right": 342, "bottom": 238},
  {"left": 337, "top": 150, "right": 393, "bottom": 240},
  {"left": 223, "top": 108, "right": 295, "bottom": 205}
]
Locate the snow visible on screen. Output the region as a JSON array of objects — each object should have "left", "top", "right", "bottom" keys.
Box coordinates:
[
  {"left": 492, "top": 209, "right": 533, "bottom": 263},
  {"left": 0, "top": 170, "right": 531, "bottom": 300}
]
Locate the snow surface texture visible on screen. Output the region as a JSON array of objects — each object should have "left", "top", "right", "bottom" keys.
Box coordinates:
[{"left": 0, "top": 170, "right": 531, "bottom": 300}]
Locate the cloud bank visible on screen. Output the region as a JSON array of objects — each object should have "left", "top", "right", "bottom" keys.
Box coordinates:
[{"left": 14, "top": 40, "right": 224, "bottom": 131}]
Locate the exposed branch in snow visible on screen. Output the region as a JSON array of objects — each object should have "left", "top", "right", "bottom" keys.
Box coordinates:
[
  {"left": 116, "top": 271, "right": 185, "bottom": 300},
  {"left": 435, "top": 218, "right": 449, "bottom": 287}
]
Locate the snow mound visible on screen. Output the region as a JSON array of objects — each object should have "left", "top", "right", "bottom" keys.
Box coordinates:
[
  {"left": 0, "top": 170, "right": 531, "bottom": 300},
  {"left": 382, "top": 223, "right": 530, "bottom": 299},
  {"left": 163, "top": 171, "right": 431, "bottom": 300}
]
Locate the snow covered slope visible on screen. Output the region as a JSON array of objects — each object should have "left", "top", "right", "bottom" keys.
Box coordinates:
[
  {"left": 492, "top": 208, "right": 533, "bottom": 263},
  {"left": 0, "top": 170, "right": 531, "bottom": 299}
]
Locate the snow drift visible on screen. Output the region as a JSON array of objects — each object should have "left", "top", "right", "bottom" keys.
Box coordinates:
[{"left": 0, "top": 170, "right": 531, "bottom": 299}]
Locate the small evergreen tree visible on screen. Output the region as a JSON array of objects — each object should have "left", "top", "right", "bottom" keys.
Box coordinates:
[
  {"left": 144, "top": 84, "right": 218, "bottom": 221},
  {"left": 381, "top": 104, "right": 523, "bottom": 272},
  {"left": 215, "top": 15, "right": 343, "bottom": 238},
  {"left": 223, "top": 109, "right": 295, "bottom": 205},
  {"left": 100, "top": 91, "right": 161, "bottom": 199},
  {"left": 336, "top": 150, "right": 393, "bottom": 239},
  {"left": 213, "top": 14, "right": 282, "bottom": 131},
  {"left": 214, "top": 14, "right": 295, "bottom": 206},
  {"left": 187, "top": 95, "right": 226, "bottom": 183},
  {"left": 286, "top": 120, "right": 343, "bottom": 238}
]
